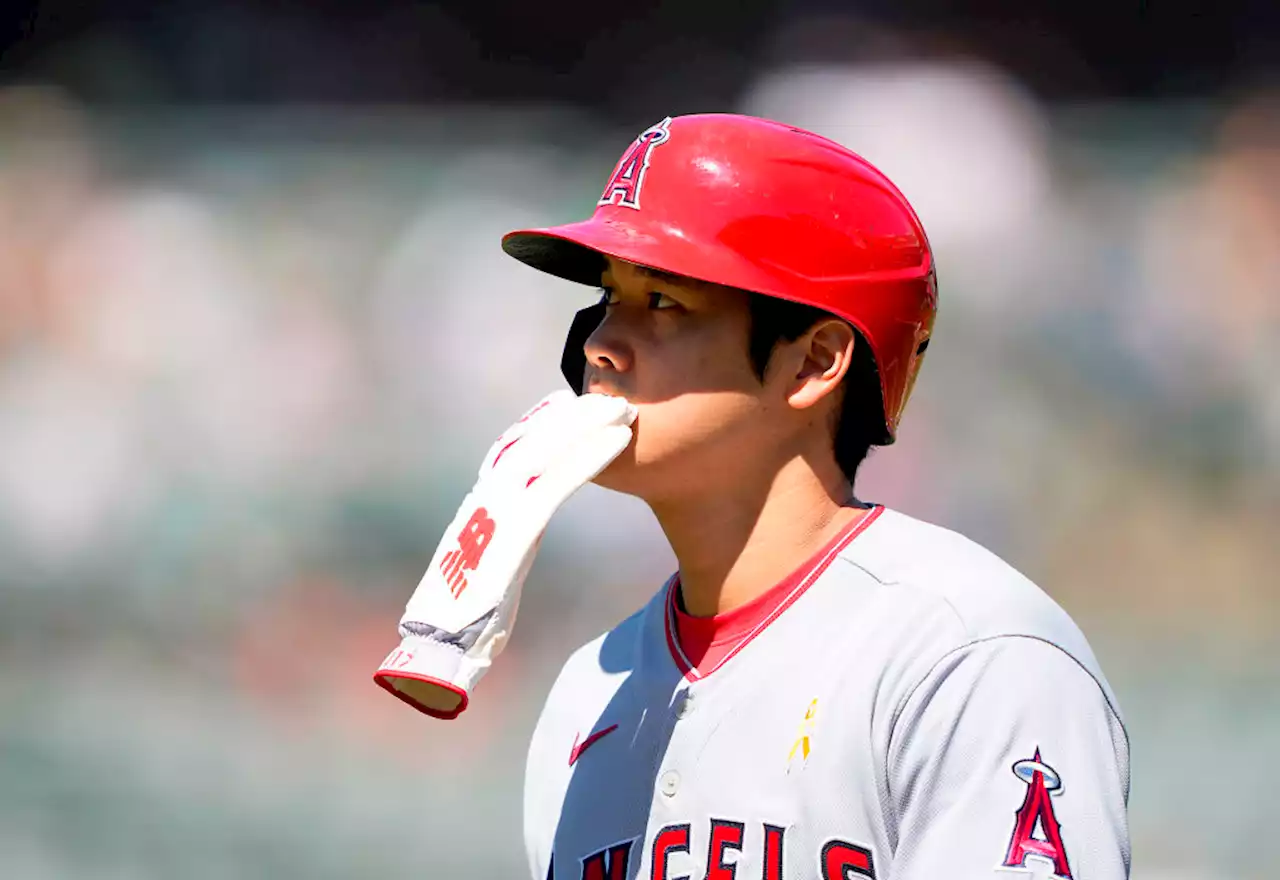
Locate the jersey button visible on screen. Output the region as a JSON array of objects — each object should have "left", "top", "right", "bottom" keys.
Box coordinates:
[
  {"left": 659, "top": 769, "right": 680, "bottom": 798},
  {"left": 674, "top": 690, "right": 695, "bottom": 718}
]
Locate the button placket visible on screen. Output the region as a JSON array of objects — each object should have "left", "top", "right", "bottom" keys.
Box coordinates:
[{"left": 659, "top": 769, "right": 680, "bottom": 797}]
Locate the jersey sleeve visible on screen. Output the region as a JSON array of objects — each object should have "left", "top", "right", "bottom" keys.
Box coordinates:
[{"left": 885, "top": 635, "right": 1130, "bottom": 880}]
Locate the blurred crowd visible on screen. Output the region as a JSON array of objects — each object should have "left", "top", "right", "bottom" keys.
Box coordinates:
[{"left": 0, "top": 62, "right": 1276, "bottom": 879}]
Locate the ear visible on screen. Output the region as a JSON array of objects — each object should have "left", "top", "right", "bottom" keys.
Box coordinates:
[{"left": 781, "top": 319, "right": 856, "bottom": 411}]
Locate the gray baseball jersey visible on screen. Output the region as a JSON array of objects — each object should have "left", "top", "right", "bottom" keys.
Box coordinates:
[{"left": 524, "top": 506, "right": 1130, "bottom": 880}]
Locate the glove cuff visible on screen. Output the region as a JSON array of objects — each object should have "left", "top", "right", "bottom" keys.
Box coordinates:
[{"left": 372, "top": 637, "right": 471, "bottom": 720}]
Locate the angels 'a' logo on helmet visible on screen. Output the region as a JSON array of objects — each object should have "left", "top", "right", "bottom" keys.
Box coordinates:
[{"left": 598, "top": 117, "right": 672, "bottom": 210}]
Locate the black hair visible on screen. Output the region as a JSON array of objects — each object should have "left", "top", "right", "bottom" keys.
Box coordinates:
[{"left": 746, "top": 294, "right": 885, "bottom": 485}]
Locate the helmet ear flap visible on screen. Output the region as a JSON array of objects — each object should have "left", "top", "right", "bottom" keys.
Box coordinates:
[{"left": 560, "top": 303, "right": 606, "bottom": 394}]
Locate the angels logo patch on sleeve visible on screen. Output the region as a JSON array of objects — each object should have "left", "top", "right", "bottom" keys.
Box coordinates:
[{"left": 1001, "top": 749, "right": 1073, "bottom": 879}]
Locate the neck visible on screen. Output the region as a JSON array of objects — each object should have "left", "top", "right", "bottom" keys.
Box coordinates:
[{"left": 649, "top": 455, "right": 863, "bottom": 617}]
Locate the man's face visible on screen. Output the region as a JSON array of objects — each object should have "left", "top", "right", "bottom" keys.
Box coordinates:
[{"left": 585, "top": 256, "right": 781, "bottom": 499}]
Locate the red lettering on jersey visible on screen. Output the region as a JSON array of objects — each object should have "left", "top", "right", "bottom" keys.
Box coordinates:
[
  {"left": 704, "top": 820, "right": 745, "bottom": 880},
  {"left": 598, "top": 118, "right": 672, "bottom": 210},
  {"left": 1003, "top": 749, "right": 1073, "bottom": 879},
  {"left": 820, "top": 840, "right": 876, "bottom": 879},
  {"left": 761, "top": 824, "right": 785, "bottom": 880},
  {"left": 651, "top": 823, "right": 691, "bottom": 880},
  {"left": 439, "top": 507, "right": 496, "bottom": 598},
  {"left": 580, "top": 839, "right": 635, "bottom": 880}
]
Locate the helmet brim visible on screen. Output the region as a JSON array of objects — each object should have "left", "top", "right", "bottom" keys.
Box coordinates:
[
  {"left": 502, "top": 214, "right": 720, "bottom": 291},
  {"left": 502, "top": 222, "right": 609, "bottom": 288}
]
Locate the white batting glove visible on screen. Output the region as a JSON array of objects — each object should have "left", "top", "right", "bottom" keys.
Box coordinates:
[{"left": 373, "top": 390, "right": 637, "bottom": 719}]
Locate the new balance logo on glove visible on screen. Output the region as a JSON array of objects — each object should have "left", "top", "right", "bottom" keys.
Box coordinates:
[
  {"left": 374, "top": 391, "right": 638, "bottom": 720},
  {"left": 441, "top": 507, "right": 496, "bottom": 598}
]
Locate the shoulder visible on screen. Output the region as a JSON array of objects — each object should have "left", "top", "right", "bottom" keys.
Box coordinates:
[
  {"left": 551, "top": 606, "right": 645, "bottom": 693},
  {"left": 889, "top": 633, "right": 1129, "bottom": 755},
  {"left": 531, "top": 583, "right": 666, "bottom": 738},
  {"left": 845, "top": 508, "right": 1098, "bottom": 658},
  {"left": 832, "top": 507, "right": 1120, "bottom": 715}
]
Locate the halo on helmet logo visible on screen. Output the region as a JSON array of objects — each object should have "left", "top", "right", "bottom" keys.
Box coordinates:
[{"left": 597, "top": 117, "right": 672, "bottom": 211}]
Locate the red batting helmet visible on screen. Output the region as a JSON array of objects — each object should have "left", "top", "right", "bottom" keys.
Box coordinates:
[{"left": 502, "top": 113, "right": 937, "bottom": 444}]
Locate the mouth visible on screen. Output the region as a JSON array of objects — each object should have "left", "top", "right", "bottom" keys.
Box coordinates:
[{"left": 586, "top": 378, "right": 625, "bottom": 397}]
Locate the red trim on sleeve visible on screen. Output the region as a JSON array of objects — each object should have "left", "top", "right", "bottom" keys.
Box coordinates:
[{"left": 664, "top": 505, "right": 883, "bottom": 681}]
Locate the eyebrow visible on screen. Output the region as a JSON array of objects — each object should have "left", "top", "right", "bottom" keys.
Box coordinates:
[
  {"left": 601, "top": 258, "right": 719, "bottom": 293},
  {"left": 632, "top": 264, "right": 710, "bottom": 290}
]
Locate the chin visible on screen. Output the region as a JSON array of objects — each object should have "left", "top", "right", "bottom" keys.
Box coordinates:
[
  {"left": 591, "top": 438, "right": 646, "bottom": 495},
  {"left": 590, "top": 430, "right": 705, "bottom": 500}
]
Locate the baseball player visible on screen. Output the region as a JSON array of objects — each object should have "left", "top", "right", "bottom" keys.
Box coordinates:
[{"left": 375, "top": 114, "right": 1130, "bottom": 880}]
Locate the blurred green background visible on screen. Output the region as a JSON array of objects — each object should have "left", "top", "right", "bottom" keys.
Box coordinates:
[{"left": 0, "top": 4, "right": 1277, "bottom": 879}]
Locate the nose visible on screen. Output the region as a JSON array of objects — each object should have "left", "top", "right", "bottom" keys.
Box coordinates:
[{"left": 584, "top": 309, "right": 634, "bottom": 378}]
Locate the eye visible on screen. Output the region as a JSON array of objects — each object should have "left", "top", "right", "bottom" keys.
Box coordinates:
[{"left": 648, "top": 291, "right": 680, "bottom": 310}]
